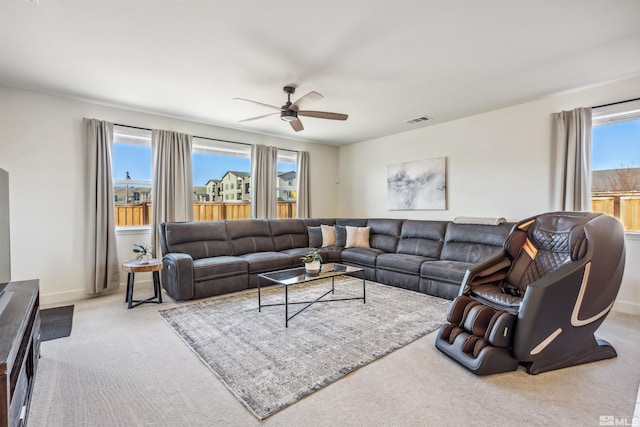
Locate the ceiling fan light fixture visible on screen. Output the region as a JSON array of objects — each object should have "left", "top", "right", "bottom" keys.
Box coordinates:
[{"left": 281, "top": 111, "right": 297, "bottom": 122}]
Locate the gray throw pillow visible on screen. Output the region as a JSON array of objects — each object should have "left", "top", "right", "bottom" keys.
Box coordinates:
[
  {"left": 307, "top": 226, "right": 322, "bottom": 248},
  {"left": 334, "top": 225, "right": 347, "bottom": 247}
]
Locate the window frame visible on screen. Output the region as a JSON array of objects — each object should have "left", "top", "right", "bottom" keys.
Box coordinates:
[{"left": 591, "top": 99, "right": 640, "bottom": 234}]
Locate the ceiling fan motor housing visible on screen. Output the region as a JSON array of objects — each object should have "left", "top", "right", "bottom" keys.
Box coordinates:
[{"left": 281, "top": 103, "right": 298, "bottom": 122}]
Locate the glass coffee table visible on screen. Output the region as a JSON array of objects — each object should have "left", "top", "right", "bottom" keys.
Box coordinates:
[{"left": 257, "top": 263, "right": 365, "bottom": 327}]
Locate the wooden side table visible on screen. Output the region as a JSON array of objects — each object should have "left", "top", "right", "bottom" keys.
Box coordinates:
[{"left": 122, "top": 259, "right": 163, "bottom": 309}]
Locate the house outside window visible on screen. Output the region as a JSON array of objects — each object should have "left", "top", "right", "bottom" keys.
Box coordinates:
[
  {"left": 192, "top": 139, "right": 251, "bottom": 221},
  {"left": 591, "top": 99, "right": 640, "bottom": 232},
  {"left": 277, "top": 149, "right": 297, "bottom": 218}
]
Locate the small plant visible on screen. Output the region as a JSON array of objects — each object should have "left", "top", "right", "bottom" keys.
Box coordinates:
[
  {"left": 133, "top": 243, "right": 153, "bottom": 261},
  {"left": 300, "top": 247, "right": 322, "bottom": 264}
]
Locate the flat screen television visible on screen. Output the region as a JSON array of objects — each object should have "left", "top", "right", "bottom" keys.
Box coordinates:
[{"left": 0, "top": 168, "right": 10, "bottom": 293}]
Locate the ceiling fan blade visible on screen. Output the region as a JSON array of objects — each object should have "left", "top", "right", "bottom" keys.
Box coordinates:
[
  {"left": 289, "top": 91, "right": 323, "bottom": 112},
  {"left": 290, "top": 119, "right": 304, "bottom": 132},
  {"left": 239, "top": 112, "right": 279, "bottom": 122},
  {"left": 233, "top": 98, "right": 283, "bottom": 111},
  {"left": 298, "top": 110, "right": 348, "bottom": 121}
]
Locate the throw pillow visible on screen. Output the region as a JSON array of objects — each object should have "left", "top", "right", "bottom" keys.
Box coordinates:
[
  {"left": 307, "top": 226, "right": 322, "bottom": 248},
  {"left": 334, "top": 225, "right": 347, "bottom": 247},
  {"left": 345, "top": 226, "right": 371, "bottom": 249},
  {"left": 321, "top": 224, "right": 336, "bottom": 247}
]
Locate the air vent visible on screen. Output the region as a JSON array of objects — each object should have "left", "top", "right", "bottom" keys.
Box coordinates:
[{"left": 405, "top": 115, "right": 432, "bottom": 124}]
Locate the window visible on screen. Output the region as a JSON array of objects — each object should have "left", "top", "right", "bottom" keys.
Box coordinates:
[
  {"left": 112, "top": 126, "right": 152, "bottom": 227},
  {"left": 592, "top": 99, "right": 640, "bottom": 231},
  {"left": 277, "top": 150, "right": 297, "bottom": 218},
  {"left": 192, "top": 138, "right": 251, "bottom": 221},
  {"left": 111, "top": 129, "right": 299, "bottom": 225}
]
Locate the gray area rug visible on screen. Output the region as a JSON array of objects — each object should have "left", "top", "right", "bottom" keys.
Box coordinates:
[
  {"left": 40, "top": 304, "right": 74, "bottom": 341},
  {"left": 159, "top": 278, "right": 450, "bottom": 419}
]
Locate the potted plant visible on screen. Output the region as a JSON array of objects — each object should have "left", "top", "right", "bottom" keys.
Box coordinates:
[
  {"left": 301, "top": 248, "right": 322, "bottom": 274},
  {"left": 133, "top": 243, "right": 153, "bottom": 264}
]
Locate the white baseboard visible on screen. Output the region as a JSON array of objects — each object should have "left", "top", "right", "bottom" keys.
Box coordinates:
[
  {"left": 612, "top": 299, "right": 640, "bottom": 316},
  {"left": 40, "top": 288, "right": 87, "bottom": 307},
  {"left": 40, "top": 279, "right": 155, "bottom": 307},
  {"left": 40, "top": 282, "right": 640, "bottom": 316}
]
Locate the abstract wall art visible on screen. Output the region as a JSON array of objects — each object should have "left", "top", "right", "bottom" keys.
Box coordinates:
[{"left": 387, "top": 157, "right": 446, "bottom": 210}]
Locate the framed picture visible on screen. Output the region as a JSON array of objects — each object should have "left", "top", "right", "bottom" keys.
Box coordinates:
[{"left": 387, "top": 157, "right": 446, "bottom": 210}]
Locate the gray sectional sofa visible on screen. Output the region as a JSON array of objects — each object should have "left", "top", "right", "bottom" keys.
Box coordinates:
[{"left": 158, "top": 218, "right": 514, "bottom": 302}]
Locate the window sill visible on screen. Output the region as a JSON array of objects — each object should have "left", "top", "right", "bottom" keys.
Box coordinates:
[
  {"left": 116, "top": 226, "right": 151, "bottom": 236},
  {"left": 624, "top": 232, "right": 640, "bottom": 241}
]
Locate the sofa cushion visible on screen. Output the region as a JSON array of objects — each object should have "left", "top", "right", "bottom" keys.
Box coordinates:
[
  {"left": 163, "top": 221, "right": 231, "bottom": 260},
  {"left": 192, "top": 256, "right": 248, "bottom": 282},
  {"left": 345, "top": 226, "right": 370, "bottom": 248},
  {"left": 396, "top": 220, "right": 447, "bottom": 258},
  {"left": 377, "top": 253, "right": 435, "bottom": 274},
  {"left": 336, "top": 218, "right": 368, "bottom": 227},
  {"left": 268, "top": 219, "right": 308, "bottom": 251},
  {"left": 319, "top": 246, "right": 343, "bottom": 262},
  {"left": 307, "top": 226, "right": 322, "bottom": 248},
  {"left": 421, "top": 260, "right": 472, "bottom": 284},
  {"left": 367, "top": 218, "right": 403, "bottom": 253},
  {"left": 321, "top": 224, "right": 336, "bottom": 247},
  {"left": 239, "top": 252, "right": 292, "bottom": 273},
  {"left": 280, "top": 247, "right": 315, "bottom": 265},
  {"left": 440, "top": 222, "right": 513, "bottom": 263},
  {"left": 341, "top": 247, "right": 384, "bottom": 267},
  {"left": 226, "top": 219, "right": 275, "bottom": 255},
  {"left": 334, "top": 225, "right": 347, "bottom": 247},
  {"left": 304, "top": 218, "right": 336, "bottom": 227}
]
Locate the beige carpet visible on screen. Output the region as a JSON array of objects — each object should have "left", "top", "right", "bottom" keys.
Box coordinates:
[{"left": 30, "top": 283, "right": 640, "bottom": 427}]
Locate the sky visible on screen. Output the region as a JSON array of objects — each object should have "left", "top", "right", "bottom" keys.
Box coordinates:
[
  {"left": 112, "top": 146, "right": 295, "bottom": 186},
  {"left": 592, "top": 120, "right": 640, "bottom": 171},
  {"left": 113, "top": 119, "right": 639, "bottom": 183}
]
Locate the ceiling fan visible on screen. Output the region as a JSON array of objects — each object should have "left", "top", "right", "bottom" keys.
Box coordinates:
[{"left": 234, "top": 86, "right": 348, "bottom": 132}]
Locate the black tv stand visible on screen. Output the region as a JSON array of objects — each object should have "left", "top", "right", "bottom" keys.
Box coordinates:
[{"left": 0, "top": 280, "right": 39, "bottom": 427}]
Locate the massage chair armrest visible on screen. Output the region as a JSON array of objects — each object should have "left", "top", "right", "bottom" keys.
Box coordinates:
[
  {"left": 162, "top": 253, "right": 195, "bottom": 301},
  {"left": 460, "top": 250, "right": 511, "bottom": 295},
  {"left": 513, "top": 259, "right": 589, "bottom": 361}
]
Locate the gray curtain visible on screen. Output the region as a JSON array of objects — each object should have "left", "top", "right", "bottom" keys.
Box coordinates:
[
  {"left": 84, "top": 118, "right": 120, "bottom": 295},
  {"left": 151, "top": 130, "right": 194, "bottom": 257},
  {"left": 552, "top": 107, "right": 592, "bottom": 211},
  {"left": 296, "top": 151, "right": 310, "bottom": 218},
  {"left": 250, "top": 144, "right": 278, "bottom": 218}
]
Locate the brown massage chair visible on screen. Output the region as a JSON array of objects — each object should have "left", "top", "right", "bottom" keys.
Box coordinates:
[{"left": 435, "top": 211, "right": 625, "bottom": 375}]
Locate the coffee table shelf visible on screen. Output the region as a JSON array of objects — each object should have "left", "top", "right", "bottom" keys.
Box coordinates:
[{"left": 257, "top": 263, "right": 365, "bottom": 327}]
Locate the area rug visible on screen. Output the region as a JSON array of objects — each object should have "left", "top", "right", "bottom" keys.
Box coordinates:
[
  {"left": 159, "top": 278, "right": 450, "bottom": 419},
  {"left": 40, "top": 304, "right": 74, "bottom": 341}
]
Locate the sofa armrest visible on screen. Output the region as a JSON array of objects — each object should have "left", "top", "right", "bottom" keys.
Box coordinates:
[
  {"left": 460, "top": 250, "right": 511, "bottom": 295},
  {"left": 162, "top": 253, "right": 195, "bottom": 301}
]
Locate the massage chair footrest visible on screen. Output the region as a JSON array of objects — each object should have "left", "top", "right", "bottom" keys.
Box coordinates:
[{"left": 435, "top": 326, "right": 519, "bottom": 376}]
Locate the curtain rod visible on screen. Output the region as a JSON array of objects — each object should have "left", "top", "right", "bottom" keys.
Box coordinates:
[
  {"left": 114, "top": 123, "right": 252, "bottom": 147},
  {"left": 593, "top": 97, "right": 640, "bottom": 109}
]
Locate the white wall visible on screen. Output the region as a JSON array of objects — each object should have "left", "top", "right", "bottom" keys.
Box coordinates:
[
  {"left": 337, "top": 75, "right": 640, "bottom": 314},
  {"left": 0, "top": 87, "right": 339, "bottom": 304}
]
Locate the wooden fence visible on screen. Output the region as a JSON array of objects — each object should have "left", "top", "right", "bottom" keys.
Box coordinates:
[
  {"left": 115, "top": 202, "right": 151, "bottom": 227},
  {"left": 115, "top": 201, "right": 296, "bottom": 227},
  {"left": 592, "top": 193, "right": 640, "bottom": 232}
]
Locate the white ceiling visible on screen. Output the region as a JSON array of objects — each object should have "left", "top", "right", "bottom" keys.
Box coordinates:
[{"left": 1, "top": 0, "right": 639, "bottom": 146}]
